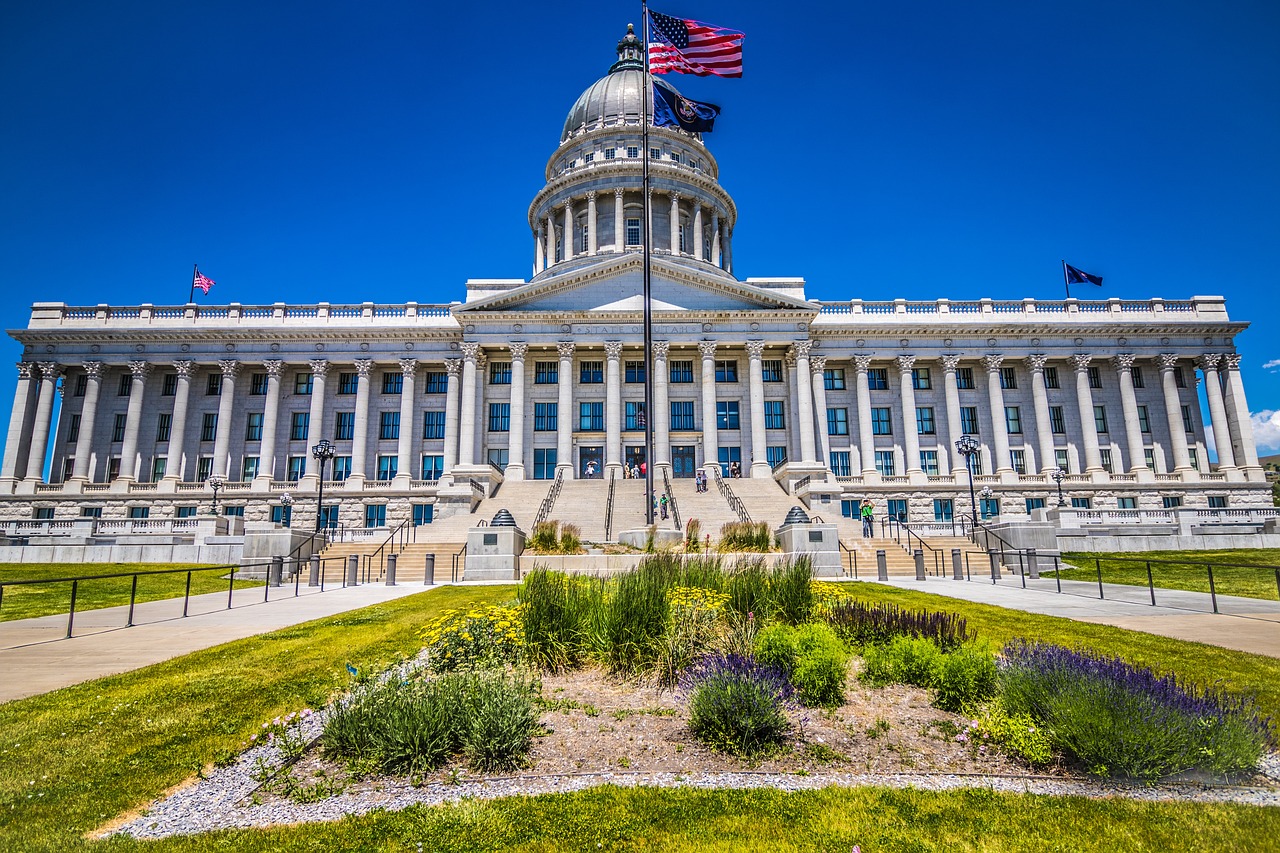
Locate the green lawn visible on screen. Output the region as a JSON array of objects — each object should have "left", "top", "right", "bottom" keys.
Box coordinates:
[
  {"left": 1054, "top": 550, "right": 1280, "bottom": 602},
  {"left": 1, "top": 582, "right": 1277, "bottom": 853},
  {"left": 0, "top": 563, "right": 263, "bottom": 622}
]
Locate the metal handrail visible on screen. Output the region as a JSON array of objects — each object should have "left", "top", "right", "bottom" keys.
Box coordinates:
[
  {"left": 284, "top": 528, "right": 330, "bottom": 576},
  {"left": 662, "top": 467, "right": 681, "bottom": 529},
  {"left": 604, "top": 470, "right": 617, "bottom": 541},
  {"left": 959, "top": 516, "right": 1015, "bottom": 557},
  {"left": 451, "top": 542, "right": 467, "bottom": 582},
  {"left": 363, "top": 517, "right": 413, "bottom": 580},
  {"left": 712, "top": 468, "right": 751, "bottom": 524},
  {"left": 886, "top": 517, "right": 945, "bottom": 575},
  {"left": 837, "top": 540, "right": 859, "bottom": 578},
  {"left": 533, "top": 468, "right": 564, "bottom": 528}
]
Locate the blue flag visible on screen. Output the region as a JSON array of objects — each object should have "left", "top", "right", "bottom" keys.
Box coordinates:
[
  {"left": 653, "top": 79, "right": 720, "bottom": 133},
  {"left": 1064, "top": 262, "right": 1103, "bottom": 287}
]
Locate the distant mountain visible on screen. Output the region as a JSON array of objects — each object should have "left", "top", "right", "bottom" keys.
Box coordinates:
[{"left": 1261, "top": 453, "right": 1280, "bottom": 469}]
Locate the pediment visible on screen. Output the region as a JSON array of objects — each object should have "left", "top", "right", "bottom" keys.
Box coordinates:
[{"left": 456, "top": 255, "right": 817, "bottom": 315}]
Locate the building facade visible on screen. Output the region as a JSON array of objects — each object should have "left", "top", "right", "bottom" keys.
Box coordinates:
[{"left": 0, "top": 27, "right": 1270, "bottom": 530}]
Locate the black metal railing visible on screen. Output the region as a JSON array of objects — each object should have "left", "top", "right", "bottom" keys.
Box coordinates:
[
  {"left": 532, "top": 468, "right": 564, "bottom": 528},
  {"left": 450, "top": 543, "right": 467, "bottom": 582},
  {"left": 837, "top": 540, "right": 858, "bottom": 578},
  {"left": 712, "top": 468, "right": 751, "bottom": 524},
  {"left": 363, "top": 517, "right": 414, "bottom": 581},
  {"left": 662, "top": 467, "right": 681, "bottom": 529},
  {"left": 958, "top": 516, "right": 1016, "bottom": 567},
  {"left": 604, "top": 470, "right": 618, "bottom": 541},
  {"left": 882, "top": 517, "right": 945, "bottom": 576}
]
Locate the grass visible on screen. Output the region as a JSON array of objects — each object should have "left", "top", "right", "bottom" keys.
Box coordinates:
[
  {"left": 0, "top": 562, "right": 263, "bottom": 622},
  {"left": 1055, "top": 550, "right": 1280, "bottom": 601}
]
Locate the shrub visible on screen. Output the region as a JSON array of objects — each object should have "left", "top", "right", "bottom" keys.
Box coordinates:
[
  {"left": 527, "top": 521, "right": 560, "bottom": 553},
  {"left": 999, "top": 641, "right": 1273, "bottom": 780},
  {"left": 824, "top": 599, "right": 973, "bottom": 650},
  {"left": 755, "top": 623, "right": 849, "bottom": 708},
  {"left": 419, "top": 604, "right": 526, "bottom": 671},
  {"left": 861, "top": 635, "right": 942, "bottom": 688},
  {"left": 965, "top": 703, "right": 1055, "bottom": 767},
  {"left": 518, "top": 569, "right": 603, "bottom": 671},
  {"left": 558, "top": 523, "right": 582, "bottom": 554},
  {"left": 861, "top": 635, "right": 995, "bottom": 713},
  {"left": 770, "top": 557, "right": 814, "bottom": 625},
  {"left": 682, "top": 654, "right": 793, "bottom": 756}
]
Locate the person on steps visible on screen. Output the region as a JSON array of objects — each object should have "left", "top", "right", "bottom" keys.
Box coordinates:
[{"left": 860, "top": 498, "right": 874, "bottom": 538}]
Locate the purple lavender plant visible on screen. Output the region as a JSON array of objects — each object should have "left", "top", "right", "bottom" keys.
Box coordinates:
[{"left": 681, "top": 653, "right": 795, "bottom": 755}]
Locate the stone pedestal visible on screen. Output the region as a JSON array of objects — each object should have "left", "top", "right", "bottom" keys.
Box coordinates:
[
  {"left": 464, "top": 522, "right": 526, "bottom": 582},
  {"left": 775, "top": 516, "right": 841, "bottom": 578}
]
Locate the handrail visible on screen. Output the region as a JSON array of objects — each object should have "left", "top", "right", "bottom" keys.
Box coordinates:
[
  {"left": 362, "top": 517, "right": 413, "bottom": 580},
  {"left": 662, "top": 467, "right": 681, "bottom": 529},
  {"left": 959, "top": 516, "right": 1015, "bottom": 557},
  {"left": 887, "top": 517, "right": 945, "bottom": 575},
  {"left": 837, "top": 540, "right": 858, "bottom": 578},
  {"left": 712, "top": 468, "right": 751, "bottom": 524},
  {"left": 450, "top": 542, "right": 467, "bottom": 582},
  {"left": 469, "top": 479, "right": 485, "bottom": 498},
  {"left": 285, "top": 527, "right": 330, "bottom": 575},
  {"left": 604, "top": 470, "right": 618, "bottom": 541},
  {"left": 532, "top": 468, "right": 564, "bottom": 528}
]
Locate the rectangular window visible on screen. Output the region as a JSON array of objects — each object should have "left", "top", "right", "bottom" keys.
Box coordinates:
[
  {"left": 294, "top": 372, "right": 313, "bottom": 395},
  {"left": 1088, "top": 366, "right": 1102, "bottom": 389},
  {"left": 874, "top": 450, "right": 896, "bottom": 476},
  {"left": 206, "top": 374, "right": 221, "bottom": 396},
  {"left": 1208, "top": 495, "right": 1228, "bottom": 509},
  {"left": 715, "top": 360, "right": 738, "bottom": 382},
  {"left": 533, "top": 448, "right": 558, "bottom": 480},
  {"left": 1181, "top": 404, "right": 1194, "bottom": 433},
  {"left": 1131, "top": 366, "right": 1145, "bottom": 388},
  {"left": 421, "top": 454, "right": 444, "bottom": 481},
  {"left": 487, "top": 448, "right": 509, "bottom": 470},
  {"left": 489, "top": 362, "right": 511, "bottom": 385},
  {"left": 150, "top": 458, "right": 167, "bottom": 482},
  {"left": 933, "top": 498, "right": 954, "bottom": 522},
  {"left": 287, "top": 456, "right": 305, "bottom": 482},
  {"left": 222, "top": 505, "right": 245, "bottom": 518},
  {"left": 81, "top": 506, "right": 103, "bottom": 518},
  {"left": 980, "top": 497, "right": 1001, "bottom": 519},
  {"left": 1099, "top": 448, "right": 1114, "bottom": 473},
  {"left": 1162, "top": 496, "right": 1183, "bottom": 509},
  {"left": 1010, "top": 449, "right": 1027, "bottom": 474},
  {"left": 382, "top": 372, "right": 403, "bottom": 394},
  {"left": 424, "top": 371, "right": 447, "bottom": 393},
  {"left": 626, "top": 146, "right": 639, "bottom": 158},
  {"left": 867, "top": 368, "right": 888, "bottom": 390},
  {"left": 71, "top": 374, "right": 86, "bottom": 397},
  {"left": 1005, "top": 406, "right": 1022, "bottom": 434},
  {"left": 245, "top": 412, "right": 263, "bottom": 441},
  {"left": 955, "top": 367, "right": 975, "bottom": 390},
  {"left": 241, "top": 456, "right": 259, "bottom": 481},
  {"left": 1188, "top": 448, "right": 1200, "bottom": 471},
  {"left": 1056, "top": 449, "right": 1070, "bottom": 472},
  {"left": 377, "top": 455, "right": 397, "bottom": 481},
  {"left": 118, "top": 374, "right": 132, "bottom": 397},
  {"left": 960, "top": 406, "right": 979, "bottom": 435},
  {"left": 1049, "top": 406, "right": 1066, "bottom": 434},
  {"left": 1043, "top": 366, "right": 1059, "bottom": 389},
  {"left": 67, "top": 414, "right": 81, "bottom": 443},
  {"left": 669, "top": 360, "right": 693, "bottom": 383},
  {"left": 624, "top": 401, "right": 647, "bottom": 431},
  {"left": 291, "top": 411, "right": 309, "bottom": 441},
  {"left": 625, "top": 361, "right": 645, "bottom": 383},
  {"left": 106, "top": 457, "right": 120, "bottom": 480},
  {"left": 823, "top": 367, "right": 845, "bottom": 390},
  {"left": 196, "top": 457, "right": 213, "bottom": 481},
  {"left": 763, "top": 400, "right": 785, "bottom": 430},
  {"left": 1144, "top": 448, "right": 1156, "bottom": 470},
  {"left": 331, "top": 456, "right": 351, "bottom": 481},
  {"left": 335, "top": 411, "right": 355, "bottom": 440},
  {"left": 175, "top": 506, "right": 197, "bottom": 519},
  {"left": 604, "top": 147, "right": 616, "bottom": 160},
  {"left": 379, "top": 411, "right": 399, "bottom": 440},
  {"left": 626, "top": 217, "right": 641, "bottom": 245},
  {"left": 534, "top": 402, "right": 558, "bottom": 431},
  {"left": 534, "top": 362, "right": 558, "bottom": 384},
  {"left": 829, "top": 451, "right": 851, "bottom": 477},
  {"left": 968, "top": 453, "right": 985, "bottom": 475},
  {"left": 650, "top": 147, "right": 660, "bottom": 159},
  {"left": 129, "top": 506, "right": 150, "bottom": 520},
  {"left": 584, "top": 152, "right": 594, "bottom": 163},
  {"left": 669, "top": 401, "right": 694, "bottom": 431},
  {"left": 870, "top": 407, "right": 892, "bottom": 435},
  {"left": 337, "top": 373, "right": 357, "bottom": 395},
  {"left": 1137, "top": 405, "right": 1151, "bottom": 433},
  {"left": 999, "top": 366, "right": 1017, "bottom": 389},
  {"left": 1113, "top": 497, "right": 1136, "bottom": 510},
  {"left": 580, "top": 401, "right": 604, "bottom": 431},
  {"left": 423, "top": 410, "right": 445, "bottom": 439},
  {"left": 200, "top": 413, "right": 217, "bottom": 442},
  {"left": 762, "top": 360, "right": 783, "bottom": 382},
  {"left": 270, "top": 504, "right": 292, "bottom": 526},
  {"left": 365, "top": 504, "right": 387, "bottom": 527},
  {"left": 488, "top": 403, "right": 510, "bottom": 432},
  {"left": 1026, "top": 497, "right": 1047, "bottom": 513},
  {"left": 767, "top": 445, "right": 788, "bottom": 468},
  {"left": 828, "top": 407, "right": 850, "bottom": 436},
  {"left": 887, "top": 499, "right": 908, "bottom": 521},
  {"left": 716, "top": 400, "right": 740, "bottom": 430},
  {"left": 916, "top": 407, "right": 936, "bottom": 435},
  {"left": 250, "top": 373, "right": 268, "bottom": 395},
  {"left": 920, "top": 450, "right": 939, "bottom": 476},
  {"left": 912, "top": 367, "right": 932, "bottom": 390},
  {"left": 161, "top": 374, "right": 177, "bottom": 396},
  {"left": 1093, "top": 405, "right": 1108, "bottom": 434},
  {"left": 580, "top": 361, "right": 604, "bottom": 384}
]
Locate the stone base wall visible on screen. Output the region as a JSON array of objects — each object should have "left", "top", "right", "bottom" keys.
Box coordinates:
[{"left": 0, "top": 541, "right": 242, "bottom": 564}]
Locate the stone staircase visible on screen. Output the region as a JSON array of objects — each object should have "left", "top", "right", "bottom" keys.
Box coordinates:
[{"left": 665, "top": 476, "right": 738, "bottom": 538}]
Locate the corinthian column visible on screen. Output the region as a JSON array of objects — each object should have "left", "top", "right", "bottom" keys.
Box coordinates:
[
  {"left": 556, "top": 342, "right": 575, "bottom": 477},
  {"left": 441, "top": 359, "right": 462, "bottom": 482},
  {"left": 347, "top": 359, "right": 373, "bottom": 484},
  {"left": 653, "top": 341, "right": 671, "bottom": 472},
  {"left": 699, "top": 340, "right": 719, "bottom": 472},
  {"left": 897, "top": 355, "right": 922, "bottom": 477},
  {"left": 458, "top": 344, "right": 480, "bottom": 467},
  {"left": 254, "top": 360, "right": 284, "bottom": 486},
  {"left": 1025, "top": 355, "right": 1056, "bottom": 476},
  {"left": 586, "top": 192, "right": 597, "bottom": 255},
  {"left": 118, "top": 361, "right": 150, "bottom": 481},
  {"left": 982, "top": 355, "right": 1013, "bottom": 477},
  {"left": 164, "top": 360, "right": 195, "bottom": 483},
  {"left": 792, "top": 342, "right": 816, "bottom": 464},
  {"left": 604, "top": 341, "right": 623, "bottom": 474},
  {"left": 534, "top": 226, "right": 544, "bottom": 275},
  {"left": 505, "top": 345, "right": 527, "bottom": 480},
  {"left": 1, "top": 362, "right": 37, "bottom": 484},
  {"left": 941, "top": 355, "right": 963, "bottom": 476},
  {"left": 562, "top": 201, "right": 575, "bottom": 261},
  {"left": 1196, "top": 354, "right": 1236, "bottom": 475},
  {"left": 693, "top": 205, "right": 704, "bottom": 261},
  {"left": 711, "top": 211, "right": 721, "bottom": 267},
  {"left": 545, "top": 215, "right": 555, "bottom": 267},
  {"left": 613, "top": 189, "right": 625, "bottom": 251},
  {"left": 25, "top": 363, "right": 62, "bottom": 482},
  {"left": 395, "top": 357, "right": 418, "bottom": 487},
  {"left": 854, "top": 355, "right": 877, "bottom": 481},
  {"left": 1221, "top": 352, "right": 1262, "bottom": 475},
  {"left": 70, "top": 361, "right": 103, "bottom": 482},
  {"left": 746, "top": 341, "right": 770, "bottom": 478},
  {"left": 1157, "top": 353, "right": 1194, "bottom": 474},
  {"left": 1113, "top": 354, "right": 1149, "bottom": 476},
  {"left": 1071, "top": 354, "right": 1104, "bottom": 475},
  {"left": 811, "top": 356, "right": 833, "bottom": 475},
  {"left": 302, "top": 360, "right": 329, "bottom": 484},
  {"left": 669, "top": 193, "right": 681, "bottom": 254},
  {"left": 210, "top": 360, "right": 239, "bottom": 479}
]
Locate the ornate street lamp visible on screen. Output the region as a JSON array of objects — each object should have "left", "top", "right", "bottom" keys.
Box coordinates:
[
  {"left": 312, "top": 439, "right": 336, "bottom": 532},
  {"left": 1051, "top": 466, "right": 1067, "bottom": 506},
  {"left": 279, "top": 493, "right": 294, "bottom": 528},
  {"left": 954, "top": 434, "right": 980, "bottom": 529},
  {"left": 979, "top": 486, "right": 994, "bottom": 520},
  {"left": 207, "top": 474, "right": 226, "bottom": 516}
]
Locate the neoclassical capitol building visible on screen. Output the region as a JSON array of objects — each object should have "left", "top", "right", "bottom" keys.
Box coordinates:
[{"left": 0, "top": 28, "right": 1270, "bottom": 531}]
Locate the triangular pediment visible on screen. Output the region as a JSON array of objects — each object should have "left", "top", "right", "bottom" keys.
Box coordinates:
[{"left": 456, "top": 254, "right": 816, "bottom": 315}]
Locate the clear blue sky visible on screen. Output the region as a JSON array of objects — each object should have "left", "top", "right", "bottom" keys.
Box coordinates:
[{"left": 3, "top": 1, "right": 1279, "bottom": 451}]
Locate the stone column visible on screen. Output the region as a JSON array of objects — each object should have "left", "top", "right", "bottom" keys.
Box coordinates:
[
  {"left": 854, "top": 355, "right": 877, "bottom": 480},
  {"left": 605, "top": 341, "right": 623, "bottom": 474},
  {"left": 164, "top": 361, "right": 195, "bottom": 483},
  {"left": 457, "top": 344, "right": 480, "bottom": 466},
  {"left": 1113, "top": 354, "right": 1149, "bottom": 476},
  {"left": 586, "top": 192, "right": 597, "bottom": 255},
  {"left": 613, "top": 189, "right": 625, "bottom": 251},
  {"left": 562, "top": 201, "right": 574, "bottom": 261},
  {"left": 441, "top": 358, "right": 462, "bottom": 481},
  {"left": 394, "top": 357, "right": 418, "bottom": 486},
  {"left": 1, "top": 362, "right": 37, "bottom": 483},
  {"left": 711, "top": 211, "right": 721, "bottom": 267},
  {"left": 69, "top": 361, "right": 103, "bottom": 482},
  {"left": 811, "top": 356, "right": 833, "bottom": 474},
  {"left": 693, "top": 205, "right": 704, "bottom": 261},
  {"left": 210, "top": 360, "right": 239, "bottom": 479},
  {"left": 699, "top": 340, "right": 719, "bottom": 472},
  {"left": 941, "top": 355, "right": 964, "bottom": 476},
  {"left": 982, "top": 355, "right": 1013, "bottom": 476},
  {"left": 1221, "top": 353, "right": 1261, "bottom": 474},
  {"left": 556, "top": 342, "right": 575, "bottom": 477},
  {"left": 669, "top": 193, "right": 681, "bottom": 254},
  {"left": 545, "top": 215, "right": 555, "bottom": 266},
  {"left": 347, "top": 359, "right": 373, "bottom": 483},
  {"left": 897, "top": 356, "right": 922, "bottom": 477},
  {"left": 254, "top": 360, "right": 284, "bottom": 485},
  {"left": 505, "top": 345, "right": 527, "bottom": 480},
  {"left": 747, "top": 341, "right": 770, "bottom": 478},
  {"left": 115, "top": 361, "right": 150, "bottom": 481},
  {"left": 24, "top": 363, "right": 61, "bottom": 482},
  {"left": 1025, "top": 354, "right": 1057, "bottom": 475},
  {"left": 302, "top": 360, "right": 330, "bottom": 483},
  {"left": 1196, "top": 354, "right": 1236, "bottom": 474},
  {"left": 792, "top": 342, "right": 817, "bottom": 464},
  {"left": 534, "top": 227, "right": 544, "bottom": 274},
  {"left": 1071, "top": 354, "right": 1104, "bottom": 474},
  {"left": 1157, "top": 353, "right": 1194, "bottom": 474},
  {"left": 653, "top": 341, "right": 671, "bottom": 472}
]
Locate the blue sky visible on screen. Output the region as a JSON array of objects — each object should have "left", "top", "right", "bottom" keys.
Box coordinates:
[{"left": 3, "top": 1, "right": 1279, "bottom": 453}]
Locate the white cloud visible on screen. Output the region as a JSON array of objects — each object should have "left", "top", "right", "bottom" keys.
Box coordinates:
[
  {"left": 1264, "top": 359, "right": 1280, "bottom": 371},
  {"left": 1252, "top": 410, "right": 1280, "bottom": 455}
]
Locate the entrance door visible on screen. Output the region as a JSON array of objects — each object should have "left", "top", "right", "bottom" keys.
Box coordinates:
[
  {"left": 579, "top": 446, "right": 603, "bottom": 478},
  {"left": 717, "top": 446, "right": 742, "bottom": 478},
  {"left": 671, "top": 446, "right": 696, "bottom": 478},
  {"left": 624, "top": 446, "right": 647, "bottom": 472}
]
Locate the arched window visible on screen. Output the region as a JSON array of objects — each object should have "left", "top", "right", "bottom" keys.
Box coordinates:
[
  {"left": 577, "top": 214, "right": 590, "bottom": 253},
  {"left": 678, "top": 215, "right": 691, "bottom": 254}
]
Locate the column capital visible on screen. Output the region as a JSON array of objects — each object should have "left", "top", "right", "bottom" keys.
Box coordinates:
[
  {"left": 15, "top": 361, "right": 35, "bottom": 380},
  {"left": 562, "top": 198, "right": 574, "bottom": 212},
  {"left": 307, "top": 358, "right": 330, "bottom": 377},
  {"left": 1195, "top": 353, "right": 1222, "bottom": 371},
  {"left": 745, "top": 340, "right": 767, "bottom": 360},
  {"left": 1111, "top": 353, "right": 1137, "bottom": 372},
  {"left": 38, "top": 362, "right": 63, "bottom": 382},
  {"left": 784, "top": 349, "right": 797, "bottom": 368},
  {"left": 444, "top": 357, "right": 462, "bottom": 377},
  {"left": 1069, "top": 353, "right": 1092, "bottom": 372},
  {"left": 508, "top": 342, "right": 528, "bottom": 361},
  {"left": 263, "top": 359, "right": 285, "bottom": 377},
  {"left": 1156, "top": 352, "right": 1181, "bottom": 371},
  {"left": 614, "top": 187, "right": 624, "bottom": 199},
  {"left": 556, "top": 341, "right": 575, "bottom": 360},
  {"left": 670, "top": 192, "right": 680, "bottom": 203},
  {"left": 353, "top": 358, "right": 374, "bottom": 378},
  {"left": 397, "top": 356, "right": 418, "bottom": 373},
  {"left": 128, "top": 360, "right": 152, "bottom": 379},
  {"left": 652, "top": 340, "right": 670, "bottom": 360},
  {"left": 895, "top": 354, "right": 916, "bottom": 373},
  {"left": 603, "top": 341, "right": 624, "bottom": 360},
  {"left": 585, "top": 190, "right": 596, "bottom": 201},
  {"left": 852, "top": 354, "right": 874, "bottom": 372},
  {"left": 218, "top": 359, "right": 240, "bottom": 379},
  {"left": 981, "top": 354, "right": 1004, "bottom": 372},
  {"left": 810, "top": 355, "right": 828, "bottom": 374},
  {"left": 82, "top": 360, "right": 104, "bottom": 381},
  {"left": 1024, "top": 353, "right": 1048, "bottom": 372},
  {"left": 698, "top": 340, "right": 718, "bottom": 359},
  {"left": 174, "top": 359, "right": 196, "bottom": 378},
  {"left": 790, "top": 340, "right": 812, "bottom": 359},
  {"left": 940, "top": 354, "right": 962, "bottom": 372},
  {"left": 1223, "top": 352, "right": 1242, "bottom": 370},
  {"left": 460, "top": 342, "right": 482, "bottom": 362}
]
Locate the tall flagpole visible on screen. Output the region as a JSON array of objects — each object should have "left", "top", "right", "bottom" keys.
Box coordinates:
[
  {"left": 641, "top": 3, "right": 655, "bottom": 526},
  {"left": 189, "top": 263, "right": 198, "bottom": 303}
]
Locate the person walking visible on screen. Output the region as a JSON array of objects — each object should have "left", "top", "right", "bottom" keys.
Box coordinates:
[
  {"left": 640, "top": 461, "right": 647, "bottom": 478},
  {"left": 860, "top": 498, "right": 874, "bottom": 538},
  {"left": 659, "top": 493, "right": 669, "bottom": 519}
]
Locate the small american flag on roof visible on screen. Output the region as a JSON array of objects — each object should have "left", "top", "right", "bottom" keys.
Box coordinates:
[
  {"left": 648, "top": 10, "right": 744, "bottom": 78},
  {"left": 193, "top": 270, "right": 215, "bottom": 294}
]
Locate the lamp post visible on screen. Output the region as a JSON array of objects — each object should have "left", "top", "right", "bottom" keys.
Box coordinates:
[
  {"left": 979, "top": 486, "right": 994, "bottom": 520},
  {"left": 1051, "top": 466, "right": 1067, "bottom": 506},
  {"left": 207, "top": 474, "right": 226, "bottom": 516},
  {"left": 312, "top": 439, "right": 335, "bottom": 532},
  {"left": 954, "top": 434, "right": 980, "bottom": 529},
  {"left": 279, "top": 493, "right": 294, "bottom": 528}
]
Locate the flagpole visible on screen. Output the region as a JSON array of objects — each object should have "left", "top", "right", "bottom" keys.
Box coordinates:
[
  {"left": 641, "top": 2, "right": 656, "bottom": 527},
  {"left": 190, "top": 263, "right": 198, "bottom": 303},
  {"left": 1061, "top": 259, "right": 1071, "bottom": 300}
]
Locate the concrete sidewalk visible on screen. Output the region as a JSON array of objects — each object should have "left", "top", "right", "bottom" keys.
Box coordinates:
[
  {"left": 870, "top": 574, "right": 1280, "bottom": 658},
  {"left": 0, "top": 581, "right": 439, "bottom": 704}
]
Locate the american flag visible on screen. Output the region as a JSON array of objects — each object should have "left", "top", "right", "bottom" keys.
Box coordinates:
[
  {"left": 193, "top": 269, "right": 215, "bottom": 294},
  {"left": 648, "top": 10, "right": 744, "bottom": 78}
]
